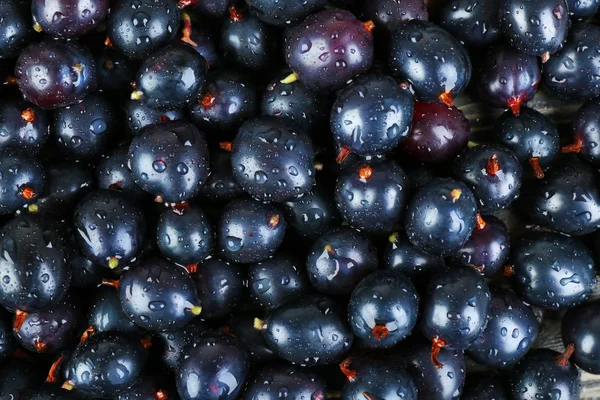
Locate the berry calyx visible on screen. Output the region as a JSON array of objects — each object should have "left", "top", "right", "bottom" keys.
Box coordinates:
[
  {"left": 486, "top": 154, "right": 500, "bottom": 175},
  {"left": 358, "top": 165, "right": 373, "bottom": 181},
  {"left": 371, "top": 324, "right": 389, "bottom": 340}
]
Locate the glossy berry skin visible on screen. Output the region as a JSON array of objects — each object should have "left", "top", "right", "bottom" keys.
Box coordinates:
[
  {"left": 135, "top": 44, "right": 207, "bottom": 111},
  {"left": 54, "top": 92, "right": 116, "bottom": 160},
  {"left": 179, "top": 21, "right": 221, "bottom": 69},
  {"left": 68, "top": 245, "right": 102, "bottom": 290},
  {"left": 400, "top": 341, "right": 466, "bottom": 400},
  {"left": 96, "top": 48, "right": 139, "bottom": 95},
  {"left": 285, "top": 9, "right": 374, "bottom": 91},
  {"left": 567, "top": 98, "right": 600, "bottom": 166},
  {"left": 522, "top": 156, "right": 600, "bottom": 235},
  {"left": 0, "top": 309, "right": 13, "bottom": 359},
  {"left": 245, "top": 363, "right": 326, "bottom": 400},
  {"left": 341, "top": 360, "right": 418, "bottom": 400},
  {"left": 510, "top": 231, "right": 596, "bottom": 310},
  {"left": 282, "top": 187, "right": 340, "bottom": 240},
  {"left": 248, "top": 253, "right": 309, "bottom": 310},
  {"left": 405, "top": 178, "right": 477, "bottom": 256},
  {"left": 462, "top": 377, "right": 508, "bottom": 400},
  {"left": 543, "top": 23, "right": 600, "bottom": 101},
  {"left": 0, "top": 98, "right": 49, "bottom": 153},
  {"left": 118, "top": 259, "right": 202, "bottom": 331},
  {"left": 507, "top": 349, "right": 580, "bottom": 400},
  {"left": 32, "top": 162, "right": 93, "bottom": 216},
  {"left": 19, "top": 384, "right": 78, "bottom": 400},
  {"left": 305, "top": 226, "right": 378, "bottom": 295},
  {"left": 13, "top": 296, "right": 79, "bottom": 353},
  {"left": 398, "top": 102, "right": 470, "bottom": 164},
  {"left": 0, "top": 1, "right": 33, "bottom": 58},
  {"left": 389, "top": 20, "right": 471, "bottom": 104},
  {"left": 335, "top": 160, "right": 409, "bottom": 232},
  {"left": 86, "top": 286, "right": 142, "bottom": 337},
  {"left": 198, "top": 148, "right": 244, "bottom": 203},
  {"left": 231, "top": 116, "right": 315, "bottom": 202},
  {"left": 331, "top": 74, "right": 414, "bottom": 158},
  {"left": 220, "top": 11, "right": 279, "bottom": 72},
  {"left": 467, "top": 287, "right": 539, "bottom": 368},
  {"left": 189, "top": 70, "right": 257, "bottom": 134},
  {"left": 362, "top": 0, "right": 428, "bottom": 34},
  {"left": 128, "top": 121, "right": 210, "bottom": 203},
  {"left": 116, "top": 376, "right": 167, "bottom": 400},
  {"left": 155, "top": 319, "right": 207, "bottom": 371},
  {"left": 453, "top": 144, "right": 522, "bottom": 213},
  {"left": 228, "top": 311, "right": 277, "bottom": 364},
  {"left": 0, "top": 359, "right": 45, "bottom": 400},
  {"left": 449, "top": 215, "right": 510, "bottom": 277},
  {"left": 0, "top": 151, "right": 45, "bottom": 215},
  {"left": 125, "top": 100, "right": 185, "bottom": 135},
  {"left": 567, "top": 0, "right": 600, "bottom": 19},
  {"left": 31, "top": 0, "right": 110, "bottom": 38},
  {"left": 421, "top": 266, "right": 491, "bottom": 350},
  {"left": 195, "top": 0, "right": 235, "bottom": 18},
  {"left": 440, "top": 0, "right": 501, "bottom": 48},
  {"left": 498, "top": 0, "right": 569, "bottom": 58},
  {"left": 96, "top": 146, "right": 148, "bottom": 199},
  {"left": 477, "top": 46, "right": 541, "bottom": 115},
  {"left": 562, "top": 299, "right": 600, "bottom": 373},
  {"left": 261, "top": 71, "right": 327, "bottom": 132},
  {"left": 0, "top": 216, "right": 70, "bottom": 313},
  {"left": 107, "top": 0, "right": 179, "bottom": 60},
  {"left": 64, "top": 332, "right": 147, "bottom": 398},
  {"left": 15, "top": 40, "right": 97, "bottom": 110},
  {"left": 247, "top": 0, "right": 326, "bottom": 26},
  {"left": 217, "top": 198, "right": 286, "bottom": 264},
  {"left": 156, "top": 206, "right": 213, "bottom": 267},
  {"left": 382, "top": 231, "right": 445, "bottom": 278},
  {"left": 262, "top": 295, "right": 353, "bottom": 365},
  {"left": 176, "top": 334, "right": 249, "bottom": 400},
  {"left": 192, "top": 258, "right": 243, "bottom": 318},
  {"left": 491, "top": 107, "right": 560, "bottom": 175},
  {"left": 348, "top": 271, "right": 419, "bottom": 348},
  {"left": 74, "top": 190, "right": 145, "bottom": 269}
]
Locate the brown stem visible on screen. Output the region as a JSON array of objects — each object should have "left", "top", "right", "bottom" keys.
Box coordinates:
[
  {"left": 180, "top": 12, "right": 198, "bottom": 47},
  {"left": 185, "top": 264, "right": 198, "bottom": 274},
  {"left": 79, "top": 325, "right": 96, "bottom": 344},
  {"left": 431, "top": 337, "right": 446, "bottom": 369},
  {"left": 339, "top": 358, "right": 357, "bottom": 382},
  {"left": 438, "top": 91, "right": 454, "bottom": 107},
  {"left": 561, "top": 137, "right": 583, "bottom": 154},
  {"left": 556, "top": 343, "right": 575, "bottom": 366},
  {"left": 13, "top": 310, "right": 28, "bottom": 331},
  {"left": 46, "top": 355, "right": 64, "bottom": 383},
  {"left": 507, "top": 95, "right": 522, "bottom": 116},
  {"left": 220, "top": 142, "right": 232, "bottom": 152},
  {"left": 529, "top": 157, "right": 545, "bottom": 179},
  {"left": 336, "top": 147, "right": 352, "bottom": 164},
  {"left": 229, "top": 5, "right": 243, "bottom": 21},
  {"left": 362, "top": 20, "right": 375, "bottom": 32},
  {"left": 476, "top": 213, "right": 487, "bottom": 231},
  {"left": 101, "top": 278, "right": 119, "bottom": 288}
]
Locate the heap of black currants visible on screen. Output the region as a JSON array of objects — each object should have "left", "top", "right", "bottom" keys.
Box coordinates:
[{"left": 2, "top": 0, "right": 600, "bottom": 399}]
